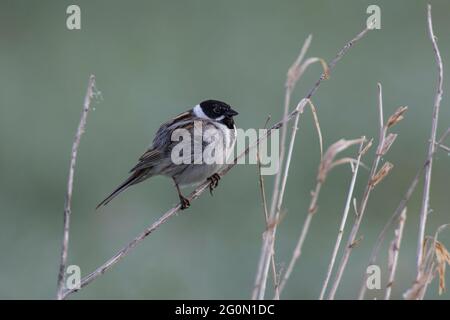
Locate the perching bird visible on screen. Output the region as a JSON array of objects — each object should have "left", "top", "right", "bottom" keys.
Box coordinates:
[{"left": 96, "top": 100, "right": 238, "bottom": 210}]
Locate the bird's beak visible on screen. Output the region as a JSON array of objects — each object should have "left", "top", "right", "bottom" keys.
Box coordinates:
[{"left": 226, "top": 108, "right": 239, "bottom": 117}]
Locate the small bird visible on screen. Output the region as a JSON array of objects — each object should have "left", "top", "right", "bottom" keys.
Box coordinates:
[{"left": 97, "top": 100, "right": 238, "bottom": 210}]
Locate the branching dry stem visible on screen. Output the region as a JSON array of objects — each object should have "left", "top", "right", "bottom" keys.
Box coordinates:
[{"left": 57, "top": 75, "right": 97, "bottom": 300}]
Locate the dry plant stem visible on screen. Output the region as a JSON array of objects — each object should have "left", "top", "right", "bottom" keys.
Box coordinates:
[
  {"left": 253, "top": 35, "right": 312, "bottom": 300},
  {"left": 56, "top": 75, "right": 96, "bottom": 300},
  {"left": 256, "top": 128, "right": 280, "bottom": 299},
  {"left": 257, "top": 98, "right": 323, "bottom": 300},
  {"left": 319, "top": 139, "right": 366, "bottom": 300},
  {"left": 267, "top": 35, "right": 312, "bottom": 234},
  {"left": 256, "top": 83, "right": 324, "bottom": 300},
  {"left": 61, "top": 188, "right": 206, "bottom": 298},
  {"left": 256, "top": 116, "right": 272, "bottom": 224},
  {"left": 419, "top": 225, "right": 450, "bottom": 297},
  {"left": 275, "top": 101, "right": 321, "bottom": 295},
  {"left": 253, "top": 91, "right": 292, "bottom": 300},
  {"left": 417, "top": 262, "right": 436, "bottom": 299},
  {"left": 62, "top": 24, "right": 372, "bottom": 300},
  {"left": 278, "top": 138, "right": 364, "bottom": 295},
  {"left": 253, "top": 24, "right": 373, "bottom": 300},
  {"left": 436, "top": 142, "right": 450, "bottom": 152},
  {"left": 327, "top": 83, "right": 386, "bottom": 300},
  {"left": 358, "top": 127, "right": 450, "bottom": 299},
  {"left": 417, "top": 4, "right": 444, "bottom": 274},
  {"left": 278, "top": 180, "right": 321, "bottom": 294},
  {"left": 403, "top": 225, "right": 449, "bottom": 300},
  {"left": 384, "top": 208, "right": 407, "bottom": 300}
]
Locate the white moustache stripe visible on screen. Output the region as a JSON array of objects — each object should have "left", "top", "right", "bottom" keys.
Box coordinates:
[{"left": 193, "top": 104, "right": 210, "bottom": 119}]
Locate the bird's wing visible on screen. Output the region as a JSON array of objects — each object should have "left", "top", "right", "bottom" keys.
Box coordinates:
[
  {"left": 129, "top": 111, "right": 195, "bottom": 173},
  {"left": 129, "top": 148, "right": 163, "bottom": 172},
  {"left": 130, "top": 110, "right": 226, "bottom": 172}
]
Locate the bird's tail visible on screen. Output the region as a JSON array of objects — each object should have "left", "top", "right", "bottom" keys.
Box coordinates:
[{"left": 96, "top": 172, "right": 142, "bottom": 209}]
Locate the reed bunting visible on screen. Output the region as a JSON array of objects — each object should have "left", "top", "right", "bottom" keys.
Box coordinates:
[{"left": 97, "top": 100, "right": 238, "bottom": 210}]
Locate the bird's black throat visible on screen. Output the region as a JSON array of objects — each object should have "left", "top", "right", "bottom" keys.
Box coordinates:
[{"left": 220, "top": 116, "right": 235, "bottom": 129}]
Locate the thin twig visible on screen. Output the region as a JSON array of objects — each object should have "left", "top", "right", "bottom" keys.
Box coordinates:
[
  {"left": 56, "top": 75, "right": 97, "bottom": 300},
  {"left": 256, "top": 117, "right": 280, "bottom": 299},
  {"left": 279, "top": 138, "right": 364, "bottom": 295},
  {"left": 257, "top": 116, "right": 272, "bottom": 223},
  {"left": 253, "top": 35, "right": 312, "bottom": 300},
  {"left": 385, "top": 208, "right": 407, "bottom": 300},
  {"left": 404, "top": 225, "right": 450, "bottom": 299},
  {"left": 280, "top": 137, "right": 365, "bottom": 292},
  {"left": 436, "top": 142, "right": 450, "bottom": 152},
  {"left": 417, "top": 4, "right": 444, "bottom": 275},
  {"left": 272, "top": 98, "right": 309, "bottom": 295},
  {"left": 307, "top": 100, "right": 324, "bottom": 161},
  {"left": 327, "top": 83, "right": 388, "bottom": 299},
  {"left": 253, "top": 23, "right": 373, "bottom": 300},
  {"left": 357, "top": 127, "right": 450, "bottom": 299},
  {"left": 319, "top": 138, "right": 367, "bottom": 299}
]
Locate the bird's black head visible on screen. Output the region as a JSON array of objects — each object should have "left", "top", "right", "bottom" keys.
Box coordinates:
[{"left": 198, "top": 100, "right": 238, "bottom": 129}]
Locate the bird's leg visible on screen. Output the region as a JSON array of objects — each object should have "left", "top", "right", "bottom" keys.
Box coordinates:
[
  {"left": 207, "top": 173, "right": 221, "bottom": 196},
  {"left": 173, "top": 178, "right": 190, "bottom": 210}
]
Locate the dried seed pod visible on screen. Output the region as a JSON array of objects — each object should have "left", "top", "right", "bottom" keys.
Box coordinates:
[
  {"left": 387, "top": 106, "right": 408, "bottom": 128},
  {"left": 370, "top": 162, "right": 394, "bottom": 187}
]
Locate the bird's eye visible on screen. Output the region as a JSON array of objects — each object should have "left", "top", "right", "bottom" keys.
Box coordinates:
[{"left": 213, "top": 106, "right": 221, "bottom": 114}]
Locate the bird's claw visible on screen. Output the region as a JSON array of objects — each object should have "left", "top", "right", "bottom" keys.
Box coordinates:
[
  {"left": 207, "top": 173, "right": 221, "bottom": 196},
  {"left": 179, "top": 196, "right": 190, "bottom": 210}
]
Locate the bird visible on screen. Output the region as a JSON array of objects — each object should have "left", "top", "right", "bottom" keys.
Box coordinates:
[{"left": 96, "top": 99, "right": 238, "bottom": 210}]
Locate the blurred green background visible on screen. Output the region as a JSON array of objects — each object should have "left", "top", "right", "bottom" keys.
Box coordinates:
[{"left": 1, "top": 0, "right": 449, "bottom": 299}]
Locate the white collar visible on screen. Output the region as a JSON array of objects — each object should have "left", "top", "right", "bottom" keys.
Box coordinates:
[{"left": 193, "top": 104, "right": 209, "bottom": 119}]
